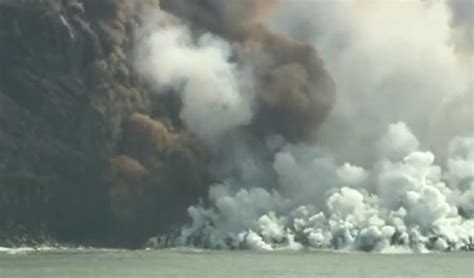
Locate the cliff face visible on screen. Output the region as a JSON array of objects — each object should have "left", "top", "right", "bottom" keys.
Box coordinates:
[{"left": 0, "top": 0, "right": 208, "bottom": 247}]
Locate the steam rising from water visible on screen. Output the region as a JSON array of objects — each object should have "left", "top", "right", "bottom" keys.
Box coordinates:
[
  {"left": 136, "top": 0, "right": 473, "bottom": 252},
  {"left": 153, "top": 126, "right": 474, "bottom": 252}
]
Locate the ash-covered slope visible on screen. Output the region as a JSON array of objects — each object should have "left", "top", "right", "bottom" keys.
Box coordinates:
[{"left": 0, "top": 0, "right": 209, "bottom": 247}]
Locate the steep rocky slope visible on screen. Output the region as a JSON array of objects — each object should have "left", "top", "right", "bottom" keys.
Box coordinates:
[{"left": 0, "top": 0, "right": 208, "bottom": 247}]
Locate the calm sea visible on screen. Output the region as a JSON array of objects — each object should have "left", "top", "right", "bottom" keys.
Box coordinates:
[{"left": 0, "top": 248, "right": 472, "bottom": 277}]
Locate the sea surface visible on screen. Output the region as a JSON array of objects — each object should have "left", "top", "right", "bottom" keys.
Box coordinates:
[{"left": 0, "top": 248, "right": 473, "bottom": 278}]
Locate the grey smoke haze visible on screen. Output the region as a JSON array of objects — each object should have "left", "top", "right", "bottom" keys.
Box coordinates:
[
  {"left": 132, "top": 0, "right": 474, "bottom": 252},
  {"left": 270, "top": 0, "right": 473, "bottom": 164},
  {"left": 447, "top": 0, "right": 474, "bottom": 55}
]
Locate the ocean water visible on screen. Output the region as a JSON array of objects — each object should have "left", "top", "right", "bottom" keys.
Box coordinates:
[{"left": 0, "top": 249, "right": 473, "bottom": 278}]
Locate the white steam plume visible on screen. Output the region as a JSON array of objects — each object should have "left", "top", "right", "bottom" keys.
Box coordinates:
[
  {"left": 135, "top": 12, "right": 254, "bottom": 142},
  {"left": 153, "top": 124, "right": 474, "bottom": 252},
  {"left": 136, "top": 1, "right": 474, "bottom": 252}
]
